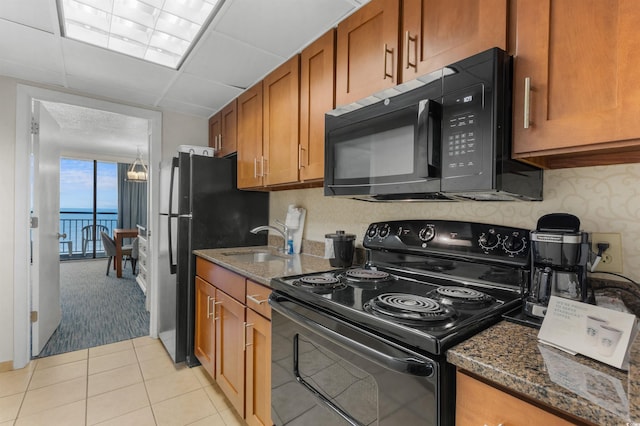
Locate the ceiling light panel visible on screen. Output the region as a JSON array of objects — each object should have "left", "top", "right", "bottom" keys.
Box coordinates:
[{"left": 59, "top": 0, "right": 221, "bottom": 69}]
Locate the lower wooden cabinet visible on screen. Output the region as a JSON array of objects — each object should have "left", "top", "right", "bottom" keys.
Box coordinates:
[
  {"left": 216, "top": 290, "right": 246, "bottom": 416},
  {"left": 245, "top": 308, "right": 272, "bottom": 426},
  {"left": 194, "top": 277, "right": 216, "bottom": 375},
  {"left": 456, "top": 371, "right": 578, "bottom": 426},
  {"left": 194, "top": 258, "right": 272, "bottom": 426}
]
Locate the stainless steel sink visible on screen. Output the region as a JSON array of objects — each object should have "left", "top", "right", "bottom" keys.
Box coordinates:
[{"left": 222, "top": 250, "right": 287, "bottom": 263}]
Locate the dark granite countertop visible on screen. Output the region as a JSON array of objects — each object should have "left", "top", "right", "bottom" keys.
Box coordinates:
[
  {"left": 193, "top": 244, "right": 333, "bottom": 286},
  {"left": 447, "top": 320, "right": 637, "bottom": 425}
]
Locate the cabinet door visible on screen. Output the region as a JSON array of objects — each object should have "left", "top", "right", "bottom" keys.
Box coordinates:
[
  {"left": 237, "top": 82, "right": 264, "bottom": 189},
  {"left": 300, "top": 29, "right": 335, "bottom": 182},
  {"left": 219, "top": 99, "right": 238, "bottom": 157},
  {"left": 245, "top": 309, "right": 272, "bottom": 426},
  {"left": 208, "top": 113, "right": 221, "bottom": 152},
  {"left": 401, "top": 0, "right": 507, "bottom": 82},
  {"left": 456, "top": 371, "right": 575, "bottom": 426},
  {"left": 194, "top": 277, "right": 216, "bottom": 376},
  {"left": 512, "top": 0, "right": 640, "bottom": 165},
  {"left": 263, "top": 55, "right": 300, "bottom": 186},
  {"left": 216, "top": 290, "right": 246, "bottom": 417},
  {"left": 336, "top": 0, "right": 400, "bottom": 106}
]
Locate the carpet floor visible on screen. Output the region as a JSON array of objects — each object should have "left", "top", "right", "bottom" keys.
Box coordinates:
[{"left": 36, "top": 259, "right": 150, "bottom": 358}]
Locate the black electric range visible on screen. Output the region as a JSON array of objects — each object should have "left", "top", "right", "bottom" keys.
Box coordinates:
[{"left": 271, "top": 220, "right": 531, "bottom": 355}]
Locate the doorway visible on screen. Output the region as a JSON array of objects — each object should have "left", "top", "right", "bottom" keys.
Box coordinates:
[{"left": 14, "top": 85, "right": 162, "bottom": 369}]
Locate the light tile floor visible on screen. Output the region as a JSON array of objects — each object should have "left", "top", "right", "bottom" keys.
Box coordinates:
[{"left": 0, "top": 337, "right": 247, "bottom": 426}]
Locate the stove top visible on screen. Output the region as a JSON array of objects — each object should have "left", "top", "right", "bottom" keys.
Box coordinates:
[{"left": 270, "top": 220, "right": 531, "bottom": 355}]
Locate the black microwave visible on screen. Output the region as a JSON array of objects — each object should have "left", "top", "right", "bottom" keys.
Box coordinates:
[{"left": 324, "top": 48, "right": 543, "bottom": 202}]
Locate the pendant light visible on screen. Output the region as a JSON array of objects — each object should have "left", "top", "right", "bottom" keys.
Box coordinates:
[{"left": 127, "top": 147, "right": 148, "bottom": 182}]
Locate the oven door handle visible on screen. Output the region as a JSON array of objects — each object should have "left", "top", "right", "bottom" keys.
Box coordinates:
[{"left": 270, "top": 295, "right": 435, "bottom": 377}]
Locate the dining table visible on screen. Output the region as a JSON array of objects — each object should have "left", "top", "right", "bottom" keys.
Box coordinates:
[{"left": 113, "top": 228, "right": 138, "bottom": 278}]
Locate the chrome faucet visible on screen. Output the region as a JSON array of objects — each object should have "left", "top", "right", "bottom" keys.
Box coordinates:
[{"left": 250, "top": 221, "right": 289, "bottom": 252}]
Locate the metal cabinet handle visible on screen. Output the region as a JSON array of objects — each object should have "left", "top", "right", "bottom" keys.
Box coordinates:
[
  {"left": 261, "top": 156, "right": 267, "bottom": 176},
  {"left": 206, "top": 296, "right": 215, "bottom": 319},
  {"left": 247, "top": 294, "right": 268, "bottom": 305},
  {"left": 218, "top": 133, "right": 222, "bottom": 151},
  {"left": 244, "top": 322, "right": 254, "bottom": 350},
  {"left": 524, "top": 77, "right": 531, "bottom": 129},
  {"left": 213, "top": 300, "right": 222, "bottom": 321},
  {"left": 405, "top": 31, "right": 417, "bottom": 70},
  {"left": 383, "top": 43, "right": 394, "bottom": 80},
  {"left": 253, "top": 158, "right": 257, "bottom": 178},
  {"left": 298, "top": 145, "right": 306, "bottom": 169}
]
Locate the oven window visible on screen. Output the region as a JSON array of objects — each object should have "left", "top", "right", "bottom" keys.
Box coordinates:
[
  {"left": 295, "top": 334, "right": 378, "bottom": 425},
  {"left": 334, "top": 125, "right": 414, "bottom": 179}
]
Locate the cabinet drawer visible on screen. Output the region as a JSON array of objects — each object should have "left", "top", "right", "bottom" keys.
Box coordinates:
[
  {"left": 246, "top": 280, "right": 271, "bottom": 319},
  {"left": 196, "top": 257, "right": 246, "bottom": 302}
]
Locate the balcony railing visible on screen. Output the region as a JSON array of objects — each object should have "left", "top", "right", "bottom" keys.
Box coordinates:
[{"left": 59, "top": 211, "right": 118, "bottom": 258}]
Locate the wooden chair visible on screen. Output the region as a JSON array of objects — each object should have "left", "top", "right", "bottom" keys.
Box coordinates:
[
  {"left": 100, "top": 231, "right": 132, "bottom": 276},
  {"left": 82, "top": 224, "right": 109, "bottom": 256}
]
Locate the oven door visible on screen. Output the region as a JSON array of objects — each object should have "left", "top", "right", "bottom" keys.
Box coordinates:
[{"left": 270, "top": 292, "right": 453, "bottom": 426}]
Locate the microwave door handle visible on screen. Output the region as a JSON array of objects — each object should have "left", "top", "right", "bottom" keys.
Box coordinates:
[{"left": 417, "top": 99, "right": 441, "bottom": 177}]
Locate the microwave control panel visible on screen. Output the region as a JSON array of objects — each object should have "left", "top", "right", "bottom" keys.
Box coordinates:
[{"left": 441, "top": 84, "right": 484, "bottom": 178}]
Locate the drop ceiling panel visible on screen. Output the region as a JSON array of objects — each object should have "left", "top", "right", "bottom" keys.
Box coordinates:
[
  {"left": 0, "top": 0, "right": 56, "bottom": 34},
  {"left": 0, "top": 60, "right": 66, "bottom": 87},
  {"left": 65, "top": 74, "right": 161, "bottom": 107},
  {"left": 157, "top": 98, "right": 216, "bottom": 118},
  {"left": 164, "top": 73, "right": 243, "bottom": 111},
  {"left": 0, "top": 19, "right": 64, "bottom": 73},
  {"left": 62, "top": 38, "right": 177, "bottom": 94},
  {"left": 183, "top": 30, "right": 283, "bottom": 89},
  {"left": 213, "top": 0, "right": 355, "bottom": 58}
]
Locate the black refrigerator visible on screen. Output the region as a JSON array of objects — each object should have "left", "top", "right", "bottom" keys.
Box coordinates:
[{"left": 158, "top": 152, "right": 268, "bottom": 365}]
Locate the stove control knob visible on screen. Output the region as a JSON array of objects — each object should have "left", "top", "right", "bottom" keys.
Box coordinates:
[
  {"left": 367, "top": 225, "right": 378, "bottom": 238},
  {"left": 478, "top": 229, "right": 500, "bottom": 250},
  {"left": 503, "top": 233, "right": 527, "bottom": 255},
  {"left": 418, "top": 225, "right": 435, "bottom": 242},
  {"left": 378, "top": 224, "right": 391, "bottom": 238}
]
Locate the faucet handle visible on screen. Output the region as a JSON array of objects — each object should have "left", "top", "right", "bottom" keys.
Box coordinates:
[{"left": 275, "top": 219, "right": 289, "bottom": 234}]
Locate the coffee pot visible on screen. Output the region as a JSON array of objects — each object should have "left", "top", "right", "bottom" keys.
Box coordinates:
[{"left": 524, "top": 213, "right": 591, "bottom": 319}]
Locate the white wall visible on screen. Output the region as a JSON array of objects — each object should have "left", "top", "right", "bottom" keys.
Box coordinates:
[
  {"left": 0, "top": 75, "right": 208, "bottom": 365},
  {"left": 271, "top": 164, "right": 640, "bottom": 283},
  {"left": 0, "top": 76, "right": 17, "bottom": 364}
]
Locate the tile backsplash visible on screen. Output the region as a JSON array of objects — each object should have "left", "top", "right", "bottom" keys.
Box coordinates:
[{"left": 270, "top": 163, "right": 640, "bottom": 282}]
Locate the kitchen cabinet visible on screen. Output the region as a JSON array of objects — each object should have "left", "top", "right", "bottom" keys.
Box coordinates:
[
  {"left": 299, "top": 29, "right": 335, "bottom": 182},
  {"left": 336, "top": 0, "right": 400, "bottom": 106},
  {"left": 194, "top": 258, "right": 272, "bottom": 425},
  {"left": 237, "top": 82, "right": 264, "bottom": 189},
  {"left": 215, "top": 289, "right": 246, "bottom": 415},
  {"left": 512, "top": 0, "right": 640, "bottom": 168},
  {"left": 194, "top": 276, "right": 216, "bottom": 375},
  {"left": 456, "top": 371, "right": 585, "bottom": 426},
  {"left": 400, "top": 0, "right": 507, "bottom": 82},
  {"left": 208, "top": 100, "right": 237, "bottom": 158},
  {"left": 263, "top": 55, "right": 300, "bottom": 187}
]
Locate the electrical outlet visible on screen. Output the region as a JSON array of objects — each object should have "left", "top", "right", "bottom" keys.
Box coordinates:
[{"left": 591, "top": 232, "right": 623, "bottom": 273}]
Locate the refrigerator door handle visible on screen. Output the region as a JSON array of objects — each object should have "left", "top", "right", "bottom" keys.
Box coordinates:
[
  {"left": 178, "top": 214, "right": 192, "bottom": 219},
  {"left": 168, "top": 157, "right": 179, "bottom": 274}
]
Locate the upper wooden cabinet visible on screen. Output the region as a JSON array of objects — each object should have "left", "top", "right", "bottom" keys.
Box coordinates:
[
  {"left": 512, "top": 0, "right": 640, "bottom": 168},
  {"left": 336, "top": 0, "right": 400, "bottom": 106},
  {"left": 263, "top": 55, "right": 301, "bottom": 187},
  {"left": 208, "top": 100, "right": 237, "bottom": 158},
  {"left": 299, "top": 29, "right": 336, "bottom": 182},
  {"left": 401, "top": 0, "right": 507, "bottom": 82},
  {"left": 237, "top": 82, "right": 264, "bottom": 189}
]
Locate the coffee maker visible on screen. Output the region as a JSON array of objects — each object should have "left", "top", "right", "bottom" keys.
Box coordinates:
[{"left": 524, "top": 213, "right": 591, "bottom": 319}]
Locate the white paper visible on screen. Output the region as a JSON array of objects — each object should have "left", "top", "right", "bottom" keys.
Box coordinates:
[{"left": 538, "top": 296, "right": 638, "bottom": 370}]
